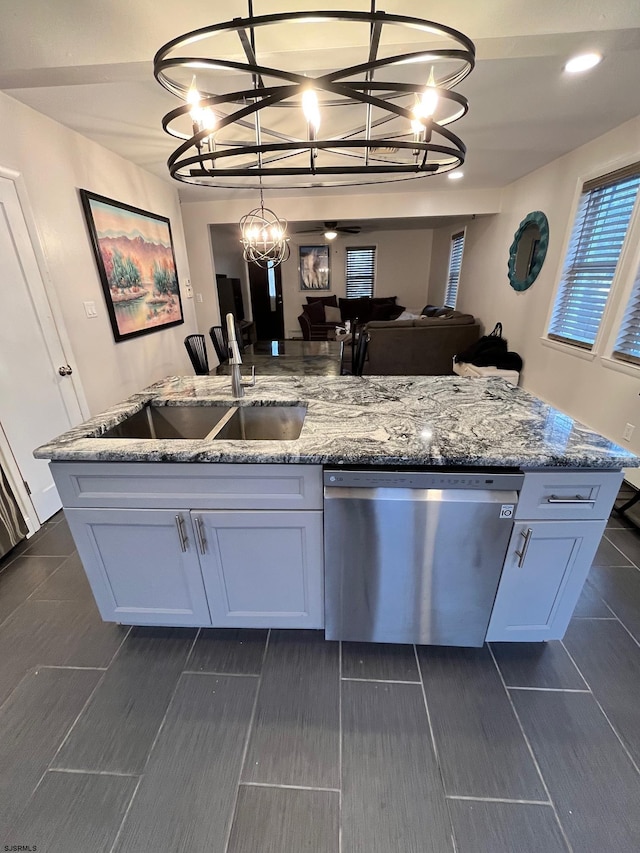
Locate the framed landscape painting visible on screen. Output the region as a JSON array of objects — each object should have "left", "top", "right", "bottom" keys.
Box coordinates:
[
  {"left": 80, "top": 190, "right": 184, "bottom": 342},
  {"left": 299, "top": 244, "right": 331, "bottom": 290}
]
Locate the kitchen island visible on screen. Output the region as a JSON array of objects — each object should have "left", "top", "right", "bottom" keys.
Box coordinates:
[{"left": 35, "top": 375, "right": 638, "bottom": 645}]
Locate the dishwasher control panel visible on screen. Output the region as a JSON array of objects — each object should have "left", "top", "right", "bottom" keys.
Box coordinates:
[{"left": 324, "top": 469, "right": 524, "bottom": 491}]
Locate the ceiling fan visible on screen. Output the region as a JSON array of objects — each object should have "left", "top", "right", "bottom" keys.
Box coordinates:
[{"left": 294, "top": 221, "right": 361, "bottom": 240}]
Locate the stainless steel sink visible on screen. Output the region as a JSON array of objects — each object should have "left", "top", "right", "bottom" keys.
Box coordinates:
[
  {"left": 212, "top": 406, "right": 307, "bottom": 441},
  {"left": 99, "top": 403, "right": 306, "bottom": 441},
  {"left": 100, "top": 404, "right": 232, "bottom": 440}
]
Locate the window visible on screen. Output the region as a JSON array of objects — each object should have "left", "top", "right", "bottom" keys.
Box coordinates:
[
  {"left": 444, "top": 231, "right": 465, "bottom": 308},
  {"left": 548, "top": 164, "right": 640, "bottom": 349},
  {"left": 614, "top": 267, "right": 640, "bottom": 364},
  {"left": 345, "top": 246, "right": 376, "bottom": 298}
]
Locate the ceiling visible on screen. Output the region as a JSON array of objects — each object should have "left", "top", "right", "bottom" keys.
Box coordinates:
[{"left": 2, "top": 1, "right": 640, "bottom": 205}]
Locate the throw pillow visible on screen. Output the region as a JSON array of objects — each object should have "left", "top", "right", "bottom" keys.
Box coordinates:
[
  {"left": 339, "top": 297, "right": 370, "bottom": 321},
  {"left": 420, "top": 305, "right": 440, "bottom": 316},
  {"left": 371, "top": 296, "right": 397, "bottom": 306},
  {"left": 370, "top": 302, "right": 406, "bottom": 321},
  {"left": 304, "top": 300, "right": 325, "bottom": 324},
  {"left": 324, "top": 305, "right": 341, "bottom": 323},
  {"left": 306, "top": 295, "right": 338, "bottom": 307}
]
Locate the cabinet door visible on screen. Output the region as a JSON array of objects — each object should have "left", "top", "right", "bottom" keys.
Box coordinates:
[
  {"left": 194, "top": 510, "right": 324, "bottom": 629},
  {"left": 486, "top": 519, "right": 606, "bottom": 642},
  {"left": 65, "top": 508, "right": 211, "bottom": 626}
]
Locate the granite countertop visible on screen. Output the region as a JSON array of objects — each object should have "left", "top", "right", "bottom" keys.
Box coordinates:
[{"left": 34, "top": 375, "right": 639, "bottom": 469}]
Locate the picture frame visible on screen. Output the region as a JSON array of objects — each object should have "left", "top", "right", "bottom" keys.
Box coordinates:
[
  {"left": 80, "top": 190, "right": 184, "bottom": 342},
  {"left": 299, "top": 244, "right": 331, "bottom": 291}
]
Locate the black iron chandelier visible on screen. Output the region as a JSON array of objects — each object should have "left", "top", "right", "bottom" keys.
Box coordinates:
[{"left": 153, "top": 2, "right": 476, "bottom": 190}]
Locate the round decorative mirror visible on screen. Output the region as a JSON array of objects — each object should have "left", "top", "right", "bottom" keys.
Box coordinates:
[{"left": 508, "top": 211, "right": 549, "bottom": 291}]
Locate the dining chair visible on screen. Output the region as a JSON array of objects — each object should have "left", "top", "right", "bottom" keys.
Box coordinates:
[
  {"left": 353, "top": 330, "right": 370, "bottom": 376},
  {"left": 184, "top": 334, "right": 209, "bottom": 375},
  {"left": 209, "top": 325, "right": 229, "bottom": 363}
]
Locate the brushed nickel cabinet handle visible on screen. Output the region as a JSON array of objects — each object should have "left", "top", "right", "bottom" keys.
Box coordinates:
[
  {"left": 515, "top": 527, "right": 533, "bottom": 568},
  {"left": 194, "top": 516, "right": 207, "bottom": 555},
  {"left": 547, "top": 494, "right": 595, "bottom": 504},
  {"left": 175, "top": 514, "right": 187, "bottom": 552}
]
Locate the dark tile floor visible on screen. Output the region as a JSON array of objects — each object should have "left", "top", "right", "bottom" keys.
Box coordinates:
[{"left": 1, "top": 489, "right": 640, "bottom": 852}]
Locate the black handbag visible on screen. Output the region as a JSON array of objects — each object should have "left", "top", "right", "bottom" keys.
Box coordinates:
[{"left": 455, "top": 322, "right": 524, "bottom": 371}]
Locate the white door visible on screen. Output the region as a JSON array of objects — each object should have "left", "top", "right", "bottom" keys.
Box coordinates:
[
  {"left": 487, "top": 519, "right": 606, "bottom": 642},
  {"left": 194, "top": 509, "right": 325, "bottom": 629},
  {"left": 0, "top": 174, "right": 83, "bottom": 523},
  {"left": 65, "top": 508, "right": 212, "bottom": 627}
]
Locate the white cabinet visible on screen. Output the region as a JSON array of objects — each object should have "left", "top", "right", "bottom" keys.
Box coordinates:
[
  {"left": 195, "top": 510, "right": 324, "bottom": 629},
  {"left": 487, "top": 469, "right": 622, "bottom": 642},
  {"left": 55, "top": 463, "right": 325, "bottom": 629},
  {"left": 487, "top": 471, "right": 622, "bottom": 642},
  {"left": 65, "top": 508, "right": 211, "bottom": 627}
]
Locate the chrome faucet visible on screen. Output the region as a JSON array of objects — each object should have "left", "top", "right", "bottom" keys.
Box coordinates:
[{"left": 227, "top": 313, "right": 256, "bottom": 398}]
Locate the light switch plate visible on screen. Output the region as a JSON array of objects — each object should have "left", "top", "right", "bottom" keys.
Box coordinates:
[
  {"left": 196, "top": 293, "right": 203, "bottom": 303},
  {"left": 83, "top": 300, "right": 98, "bottom": 318}
]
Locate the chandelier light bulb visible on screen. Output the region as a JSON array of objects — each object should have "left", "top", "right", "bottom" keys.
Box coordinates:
[
  {"left": 186, "top": 76, "right": 203, "bottom": 123},
  {"left": 302, "top": 88, "right": 321, "bottom": 132},
  {"left": 201, "top": 108, "right": 216, "bottom": 132}
]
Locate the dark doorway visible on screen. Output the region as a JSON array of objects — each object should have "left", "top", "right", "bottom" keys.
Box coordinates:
[{"left": 248, "top": 262, "right": 284, "bottom": 340}]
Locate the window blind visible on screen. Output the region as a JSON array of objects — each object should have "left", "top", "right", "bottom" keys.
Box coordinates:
[
  {"left": 548, "top": 166, "right": 640, "bottom": 348},
  {"left": 444, "top": 231, "right": 465, "bottom": 308},
  {"left": 614, "top": 268, "right": 640, "bottom": 364},
  {"left": 345, "top": 246, "right": 376, "bottom": 298}
]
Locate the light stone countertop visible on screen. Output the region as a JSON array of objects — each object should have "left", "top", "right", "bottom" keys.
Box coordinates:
[{"left": 34, "top": 374, "right": 639, "bottom": 469}]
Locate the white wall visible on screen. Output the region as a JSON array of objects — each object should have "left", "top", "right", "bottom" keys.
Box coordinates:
[
  {"left": 0, "top": 90, "right": 197, "bottom": 415},
  {"left": 451, "top": 115, "right": 640, "bottom": 476}
]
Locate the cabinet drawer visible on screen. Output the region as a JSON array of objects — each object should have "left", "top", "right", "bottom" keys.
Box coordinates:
[
  {"left": 51, "top": 462, "right": 323, "bottom": 510},
  {"left": 515, "top": 470, "right": 623, "bottom": 521}
]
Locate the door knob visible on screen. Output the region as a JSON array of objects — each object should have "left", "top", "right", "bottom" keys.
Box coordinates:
[{"left": 58, "top": 365, "right": 73, "bottom": 376}]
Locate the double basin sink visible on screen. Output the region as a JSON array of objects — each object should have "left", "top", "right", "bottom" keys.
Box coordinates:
[{"left": 100, "top": 403, "right": 306, "bottom": 442}]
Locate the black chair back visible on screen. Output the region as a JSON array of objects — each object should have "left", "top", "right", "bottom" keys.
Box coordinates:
[
  {"left": 354, "top": 331, "right": 369, "bottom": 376},
  {"left": 184, "top": 334, "right": 209, "bottom": 375},
  {"left": 209, "top": 326, "right": 228, "bottom": 363}
]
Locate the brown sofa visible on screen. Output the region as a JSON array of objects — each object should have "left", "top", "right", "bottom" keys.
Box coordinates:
[{"left": 363, "top": 311, "right": 481, "bottom": 375}]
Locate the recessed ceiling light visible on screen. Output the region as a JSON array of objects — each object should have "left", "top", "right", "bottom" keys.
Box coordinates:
[
  {"left": 448, "top": 172, "right": 464, "bottom": 180},
  {"left": 564, "top": 53, "right": 602, "bottom": 73}
]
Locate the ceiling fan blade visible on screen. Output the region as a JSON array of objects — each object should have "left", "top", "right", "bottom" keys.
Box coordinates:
[{"left": 337, "top": 226, "right": 361, "bottom": 234}]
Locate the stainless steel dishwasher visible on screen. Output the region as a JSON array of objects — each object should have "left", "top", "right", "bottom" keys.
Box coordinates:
[{"left": 324, "top": 469, "right": 524, "bottom": 647}]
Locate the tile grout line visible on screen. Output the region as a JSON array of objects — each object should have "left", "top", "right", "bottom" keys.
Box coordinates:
[
  {"left": 560, "top": 639, "right": 640, "bottom": 776},
  {"left": 26, "top": 662, "right": 112, "bottom": 813},
  {"left": 222, "top": 628, "right": 270, "bottom": 853},
  {"left": 341, "top": 676, "right": 421, "bottom": 684},
  {"left": 182, "top": 669, "right": 260, "bottom": 678},
  {"left": 105, "top": 627, "right": 203, "bottom": 852},
  {"left": 506, "top": 686, "right": 590, "bottom": 693},
  {"left": 486, "top": 644, "right": 574, "bottom": 853},
  {"left": 447, "top": 794, "right": 551, "bottom": 806},
  {"left": 571, "top": 616, "right": 617, "bottom": 621},
  {"left": 602, "top": 532, "right": 640, "bottom": 571},
  {"left": 241, "top": 781, "right": 341, "bottom": 794},
  {"left": 49, "top": 767, "right": 139, "bottom": 778},
  {"left": 38, "top": 664, "right": 108, "bottom": 671},
  {"left": 413, "top": 644, "right": 458, "bottom": 853},
  {"left": 107, "top": 776, "right": 144, "bottom": 853},
  {"left": 338, "top": 640, "right": 343, "bottom": 853},
  {"left": 598, "top": 601, "right": 640, "bottom": 650},
  {"left": 0, "top": 554, "right": 75, "bottom": 631}
]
